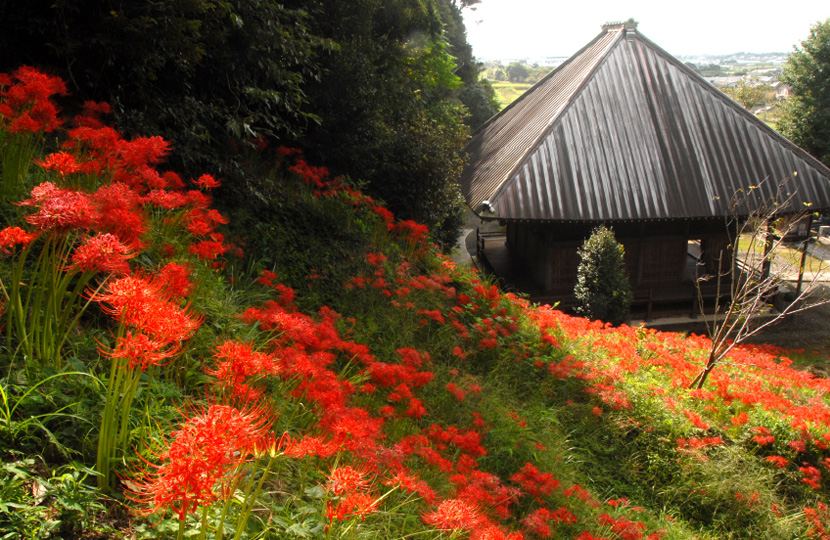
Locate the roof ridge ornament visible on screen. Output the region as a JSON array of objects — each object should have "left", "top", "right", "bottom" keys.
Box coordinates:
[{"left": 601, "top": 18, "right": 638, "bottom": 34}]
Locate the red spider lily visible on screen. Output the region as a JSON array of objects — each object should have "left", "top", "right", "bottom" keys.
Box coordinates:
[
  {"left": 453, "top": 470, "right": 520, "bottom": 519},
  {"left": 73, "top": 100, "right": 111, "bottom": 129},
  {"left": 325, "top": 492, "right": 380, "bottom": 523},
  {"left": 766, "top": 455, "right": 790, "bottom": 468},
  {"left": 446, "top": 383, "right": 466, "bottom": 402},
  {"left": 142, "top": 189, "right": 190, "bottom": 210},
  {"left": 681, "top": 410, "right": 710, "bottom": 430},
  {"left": 257, "top": 269, "right": 279, "bottom": 287},
  {"left": 789, "top": 439, "right": 808, "bottom": 453},
  {"left": 68, "top": 233, "right": 135, "bottom": 275},
  {"left": 19, "top": 182, "right": 96, "bottom": 232},
  {"left": 366, "top": 252, "right": 387, "bottom": 266},
  {"left": 35, "top": 151, "right": 83, "bottom": 178},
  {"left": 91, "top": 271, "right": 202, "bottom": 346},
  {"left": 423, "top": 498, "right": 486, "bottom": 531},
  {"left": 598, "top": 513, "right": 647, "bottom": 540},
  {"left": 193, "top": 174, "right": 220, "bottom": 190},
  {"left": 522, "top": 507, "right": 576, "bottom": 538},
  {"left": 800, "top": 464, "right": 822, "bottom": 489},
  {"left": 564, "top": 484, "right": 599, "bottom": 507},
  {"left": 156, "top": 262, "right": 194, "bottom": 299},
  {"left": 183, "top": 207, "right": 229, "bottom": 237},
  {"left": 0, "top": 226, "right": 37, "bottom": 254},
  {"left": 0, "top": 66, "right": 66, "bottom": 133},
  {"left": 383, "top": 468, "right": 436, "bottom": 504},
  {"left": 510, "top": 462, "right": 559, "bottom": 500},
  {"left": 188, "top": 238, "right": 227, "bottom": 260},
  {"left": 326, "top": 465, "right": 372, "bottom": 495},
  {"left": 100, "top": 331, "right": 180, "bottom": 371},
  {"left": 406, "top": 397, "right": 428, "bottom": 418},
  {"left": 803, "top": 503, "right": 830, "bottom": 539},
  {"left": 205, "top": 340, "right": 277, "bottom": 398},
  {"left": 91, "top": 182, "right": 148, "bottom": 247},
  {"left": 282, "top": 434, "right": 339, "bottom": 459},
  {"left": 125, "top": 402, "right": 274, "bottom": 520},
  {"left": 730, "top": 412, "right": 749, "bottom": 426}
]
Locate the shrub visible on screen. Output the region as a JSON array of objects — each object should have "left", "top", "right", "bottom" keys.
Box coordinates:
[{"left": 573, "top": 225, "right": 632, "bottom": 325}]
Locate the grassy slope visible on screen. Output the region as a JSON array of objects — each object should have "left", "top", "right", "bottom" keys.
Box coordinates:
[
  {"left": 3, "top": 75, "right": 830, "bottom": 540},
  {"left": 490, "top": 82, "right": 533, "bottom": 108}
]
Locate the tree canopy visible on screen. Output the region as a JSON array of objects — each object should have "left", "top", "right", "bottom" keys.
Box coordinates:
[
  {"left": 0, "top": 0, "right": 497, "bottom": 249},
  {"left": 778, "top": 19, "right": 830, "bottom": 166}
]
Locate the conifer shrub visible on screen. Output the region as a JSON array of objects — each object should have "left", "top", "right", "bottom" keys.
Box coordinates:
[{"left": 573, "top": 225, "right": 632, "bottom": 325}]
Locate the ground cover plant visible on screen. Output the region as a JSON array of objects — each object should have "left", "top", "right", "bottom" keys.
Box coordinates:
[{"left": 2, "top": 66, "right": 830, "bottom": 540}]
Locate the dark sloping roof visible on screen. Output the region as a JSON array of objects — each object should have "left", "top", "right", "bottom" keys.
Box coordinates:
[{"left": 461, "top": 22, "right": 830, "bottom": 221}]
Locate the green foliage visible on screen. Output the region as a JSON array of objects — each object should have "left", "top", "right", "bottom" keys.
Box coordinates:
[
  {"left": 573, "top": 226, "right": 632, "bottom": 325},
  {"left": 778, "top": 19, "right": 830, "bottom": 166},
  {"left": 722, "top": 79, "right": 768, "bottom": 111},
  {"left": 0, "top": 459, "right": 109, "bottom": 539},
  {"left": 0, "top": 0, "right": 327, "bottom": 193},
  {"left": 298, "top": 1, "right": 473, "bottom": 251},
  {"left": 506, "top": 62, "right": 530, "bottom": 83}
]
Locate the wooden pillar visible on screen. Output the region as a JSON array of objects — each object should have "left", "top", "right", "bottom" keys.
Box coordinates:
[{"left": 762, "top": 220, "right": 773, "bottom": 280}]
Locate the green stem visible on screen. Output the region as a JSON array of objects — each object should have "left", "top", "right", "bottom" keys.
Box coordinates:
[
  {"left": 232, "top": 455, "right": 278, "bottom": 540},
  {"left": 200, "top": 504, "right": 210, "bottom": 540}
]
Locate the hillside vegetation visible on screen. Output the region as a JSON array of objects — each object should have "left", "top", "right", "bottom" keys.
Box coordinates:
[{"left": 2, "top": 66, "right": 830, "bottom": 540}]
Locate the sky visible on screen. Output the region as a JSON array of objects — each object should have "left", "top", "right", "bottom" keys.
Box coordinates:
[{"left": 461, "top": 0, "right": 830, "bottom": 60}]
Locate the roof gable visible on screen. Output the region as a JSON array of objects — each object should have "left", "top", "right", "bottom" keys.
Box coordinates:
[{"left": 461, "top": 23, "right": 830, "bottom": 221}]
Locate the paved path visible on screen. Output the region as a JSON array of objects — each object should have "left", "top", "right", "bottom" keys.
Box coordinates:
[{"left": 450, "top": 228, "right": 475, "bottom": 266}]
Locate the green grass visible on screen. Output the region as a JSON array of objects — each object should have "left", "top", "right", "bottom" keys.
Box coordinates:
[
  {"left": 737, "top": 233, "right": 828, "bottom": 272},
  {"left": 489, "top": 81, "right": 533, "bottom": 108}
]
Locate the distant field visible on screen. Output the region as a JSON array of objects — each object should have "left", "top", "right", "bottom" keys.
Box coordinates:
[{"left": 489, "top": 81, "right": 533, "bottom": 108}]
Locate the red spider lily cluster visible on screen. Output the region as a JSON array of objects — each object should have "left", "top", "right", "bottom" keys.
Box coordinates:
[
  {"left": 280, "top": 148, "right": 432, "bottom": 251},
  {"left": 324, "top": 465, "right": 381, "bottom": 524},
  {"left": 0, "top": 66, "right": 66, "bottom": 134},
  {"left": 125, "top": 402, "right": 275, "bottom": 520}
]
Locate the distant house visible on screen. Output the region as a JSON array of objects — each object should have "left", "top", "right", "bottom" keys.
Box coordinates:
[
  {"left": 775, "top": 83, "right": 792, "bottom": 101},
  {"left": 460, "top": 20, "right": 830, "bottom": 317}
]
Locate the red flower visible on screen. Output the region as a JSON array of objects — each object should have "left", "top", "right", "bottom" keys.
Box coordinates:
[
  {"left": 765, "top": 455, "right": 789, "bottom": 468},
  {"left": 36, "top": 151, "right": 83, "bottom": 177},
  {"left": 125, "top": 403, "right": 273, "bottom": 519},
  {"left": 188, "top": 239, "right": 227, "bottom": 260},
  {"left": 0, "top": 66, "right": 66, "bottom": 133},
  {"left": 69, "top": 233, "right": 135, "bottom": 275},
  {"left": 101, "top": 331, "right": 178, "bottom": 371},
  {"left": 326, "top": 465, "right": 371, "bottom": 495},
  {"left": 91, "top": 271, "right": 202, "bottom": 347},
  {"left": 0, "top": 226, "right": 38, "bottom": 254},
  {"left": 423, "top": 499, "right": 485, "bottom": 531},
  {"left": 205, "top": 340, "right": 277, "bottom": 398},
  {"left": 19, "top": 182, "right": 95, "bottom": 232},
  {"left": 282, "top": 434, "right": 339, "bottom": 459},
  {"left": 193, "top": 174, "right": 220, "bottom": 190},
  {"left": 446, "top": 382, "right": 466, "bottom": 402},
  {"left": 156, "top": 263, "right": 194, "bottom": 299},
  {"left": 325, "top": 492, "right": 379, "bottom": 522},
  {"left": 510, "top": 462, "right": 559, "bottom": 499},
  {"left": 800, "top": 464, "right": 822, "bottom": 489}
]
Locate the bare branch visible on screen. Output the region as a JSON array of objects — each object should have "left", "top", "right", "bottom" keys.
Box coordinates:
[{"left": 690, "top": 175, "right": 829, "bottom": 389}]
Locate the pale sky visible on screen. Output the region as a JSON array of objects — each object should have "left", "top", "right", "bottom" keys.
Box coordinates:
[{"left": 462, "top": 1, "right": 830, "bottom": 59}]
